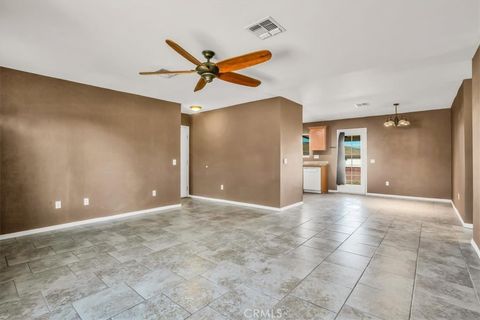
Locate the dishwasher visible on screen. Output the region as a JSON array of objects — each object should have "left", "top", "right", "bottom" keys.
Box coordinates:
[{"left": 303, "top": 167, "right": 321, "bottom": 193}]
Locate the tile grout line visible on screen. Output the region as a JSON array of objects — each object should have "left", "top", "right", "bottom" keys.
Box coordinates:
[
  {"left": 332, "top": 220, "right": 390, "bottom": 320},
  {"left": 407, "top": 222, "right": 422, "bottom": 320},
  {"left": 162, "top": 292, "right": 193, "bottom": 317},
  {"left": 459, "top": 240, "right": 480, "bottom": 305},
  {"left": 275, "top": 216, "right": 368, "bottom": 315},
  {"left": 105, "top": 282, "right": 148, "bottom": 319}
]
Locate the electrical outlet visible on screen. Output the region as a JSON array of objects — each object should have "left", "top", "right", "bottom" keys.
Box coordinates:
[
  {"left": 152, "top": 190, "right": 157, "bottom": 197},
  {"left": 55, "top": 200, "right": 61, "bottom": 209},
  {"left": 283, "top": 158, "right": 288, "bottom": 164},
  {"left": 172, "top": 159, "right": 177, "bottom": 166},
  {"left": 83, "top": 198, "right": 89, "bottom": 206},
  {"left": 205, "top": 165, "right": 209, "bottom": 168},
  {"left": 370, "top": 159, "right": 376, "bottom": 164},
  {"left": 385, "top": 181, "right": 390, "bottom": 186},
  {"left": 220, "top": 184, "right": 224, "bottom": 190}
]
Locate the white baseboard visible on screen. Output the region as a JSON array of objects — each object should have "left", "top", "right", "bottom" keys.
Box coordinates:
[
  {"left": 280, "top": 201, "right": 304, "bottom": 211},
  {"left": 366, "top": 192, "right": 451, "bottom": 203},
  {"left": 451, "top": 201, "right": 473, "bottom": 229},
  {"left": 304, "top": 190, "right": 321, "bottom": 194},
  {"left": 0, "top": 204, "right": 181, "bottom": 241},
  {"left": 471, "top": 239, "right": 480, "bottom": 259},
  {"left": 189, "top": 195, "right": 303, "bottom": 211},
  {"left": 328, "top": 189, "right": 338, "bottom": 193}
]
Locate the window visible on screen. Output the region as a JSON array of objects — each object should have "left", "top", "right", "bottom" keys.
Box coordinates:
[
  {"left": 344, "top": 135, "right": 361, "bottom": 185},
  {"left": 302, "top": 134, "right": 310, "bottom": 156}
]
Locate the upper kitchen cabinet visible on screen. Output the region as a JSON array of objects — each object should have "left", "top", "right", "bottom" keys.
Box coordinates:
[{"left": 309, "top": 126, "right": 327, "bottom": 152}]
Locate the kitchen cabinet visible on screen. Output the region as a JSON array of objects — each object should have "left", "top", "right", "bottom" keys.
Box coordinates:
[{"left": 309, "top": 126, "right": 327, "bottom": 152}]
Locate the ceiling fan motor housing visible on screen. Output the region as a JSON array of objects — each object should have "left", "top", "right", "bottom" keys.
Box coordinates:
[{"left": 196, "top": 59, "right": 219, "bottom": 83}]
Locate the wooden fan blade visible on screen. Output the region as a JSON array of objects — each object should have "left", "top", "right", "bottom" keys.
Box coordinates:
[
  {"left": 139, "top": 70, "right": 195, "bottom": 75},
  {"left": 218, "top": 72, "right": 261, "bottom": 87},
  {"left": 194, "top": 78, "right": 207, "bottom": 92},
  {"left": 165, "top": 39, "right": 202, "bottom": 66},
  {"left": 216, "top": 50, "right": 272, "bottom": 73}
]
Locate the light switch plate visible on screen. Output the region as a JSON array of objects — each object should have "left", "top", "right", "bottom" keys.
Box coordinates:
[
  {"left": 152, "top": 190, "right": 157, "bottom": 197},
  {"left": 220, "top": 184, "right": 224, "bottom": 190},
  {"left": 385, "top": 181, "right": 390, "bottom": 186},
  {"left": 55, "top": 200, "right": 61, "bottom": 209},
  {"left": 83, "top": 198, "right": 89, "bottom": 206},
  {"left": 172, "top": 159, "right": 177, "bottom": 166},
  {"left": 370, "top": 159, "right": 376, "bottom": 164},
  {"left": 283, "top": 158, "right": 288, "bottom": 164}
]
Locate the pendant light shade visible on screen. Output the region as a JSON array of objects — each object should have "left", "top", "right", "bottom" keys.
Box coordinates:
[
  {"left": 383, "top": 117, "right": 395, "bottom": 127},
  {"left": 397, "top": 118, "right": 411, "bottom": 127},
  {"left": 384, "top": 103, "right": 410, "bottom": 128}
]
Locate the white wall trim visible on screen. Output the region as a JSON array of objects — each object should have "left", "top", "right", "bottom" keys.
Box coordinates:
[
  {"left": 280, "top": 201, "right": 304, "bottom": 211},
  {"left": 189, "top": 195, "right": 303, "bottom": 211},
  {"left": 328, "top": 189, "right": 338, "bottom": 193},
  {"left": 0, "top": 204, "right": 181, "bottom": 240},
  {"left": 366, "top": 192, "right": 451, "bottom": 203},
  {"left": 451, "top": 201, "right": 473, "bottom": 229},
  {"left": 304, "top": 190, "right": 321, "bottom": 194},
  {"left": 471, "top": 239, "right": 480, "bottom": 259}
]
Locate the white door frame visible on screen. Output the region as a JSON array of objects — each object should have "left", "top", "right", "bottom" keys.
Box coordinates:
[
  {"left": 180, "top": 125, "right": 189, "bottom": 198},
  {"left": 336, "top": 128, "right": 367, "bottom": 194}
]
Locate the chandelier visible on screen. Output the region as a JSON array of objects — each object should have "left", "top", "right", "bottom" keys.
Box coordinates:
[{"left": 384, "top": 103, "right": 410, "bottom": 128}]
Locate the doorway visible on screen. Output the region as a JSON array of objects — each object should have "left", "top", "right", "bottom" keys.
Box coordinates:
[
  {"left": 336, "top": 128, "right": 367, "bottom": 194},
  {"left": 180, "top": 125, "right": 189, "bottom": 198}
]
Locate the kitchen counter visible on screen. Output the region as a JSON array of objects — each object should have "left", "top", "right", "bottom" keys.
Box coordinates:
[{"left": 303, "top": 160, "right": 329, "bottom": 167}]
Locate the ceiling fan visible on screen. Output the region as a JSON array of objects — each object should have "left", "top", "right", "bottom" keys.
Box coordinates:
[{"left": 139, "top": 39, "right": 272, "bottom": 92}]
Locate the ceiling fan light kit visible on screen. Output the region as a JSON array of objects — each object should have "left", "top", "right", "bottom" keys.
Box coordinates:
[
  {"left": 139, "top": 39, "right": 272, "bottom": 92},
  {"left": 384, "top": 103, "right": 410, "bottom": 128}
]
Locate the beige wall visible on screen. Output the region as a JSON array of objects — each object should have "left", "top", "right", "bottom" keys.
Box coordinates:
[
  {"left": 304, "top": 109, "right": 452, "bottom": 199},
  {"left": 0, "top": 67, "right": 181, "bottom": 234},
  {"left": 473, "top": 47, "right": 480, "bottom": 247},
  {"left": 451, "top": 80, "right": 473, "bottom": 223},
  {"left": 280, "top": 98, "right": 303, "bottom": 207},
  {"left": 190, "top": 97, "right": 303, "bottom": 208}
]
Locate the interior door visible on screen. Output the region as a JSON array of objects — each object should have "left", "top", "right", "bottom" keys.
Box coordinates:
[
  {"left": 180, "top": 126, "right": 189, "bottom": 198},
  {"left": 336, "top": 128, "right": 367, "bottom": 194}
]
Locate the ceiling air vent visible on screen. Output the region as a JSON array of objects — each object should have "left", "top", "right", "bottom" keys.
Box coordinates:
[
  {"left": 246, "top": 16, "right": 285, "bottom": 40},
  {"left": 355, "top": 102, "right": 369, "bottom": 108}
]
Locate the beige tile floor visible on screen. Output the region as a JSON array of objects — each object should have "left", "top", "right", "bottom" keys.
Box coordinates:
[{"left": 0, "top": 193, "right": 479, "bottom": 319}]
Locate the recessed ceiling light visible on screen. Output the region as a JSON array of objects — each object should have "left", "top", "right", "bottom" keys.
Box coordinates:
[
  {"left": 190, "top": 105, "right": 202, "bottom": 112},
  {"left": 354, "top": 102, "right": 369, "bottom": 108}
]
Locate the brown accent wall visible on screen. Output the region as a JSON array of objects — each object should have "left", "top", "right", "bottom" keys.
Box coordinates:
[
  {"left": 181, "top": 113, "right": 191, "bottom": 126},
  {"left": 451, "top": 80, "right": 473, "bottom": 223},
  {"left": 304, "top": 109, "right": 452, "bottom": 199},
  {"left": 0, "top": 67, "right": 181, "bottom": 234},
  {"left": 190, "top": 97, "right": 303, "bottom": 208},
  {"left": 473, "top": 46, "right": 480, "bottom": 247}
]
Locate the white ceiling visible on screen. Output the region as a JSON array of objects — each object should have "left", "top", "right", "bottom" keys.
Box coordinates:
[{"left": 1, "top": 0, "right": 479, "bottom": 122}]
